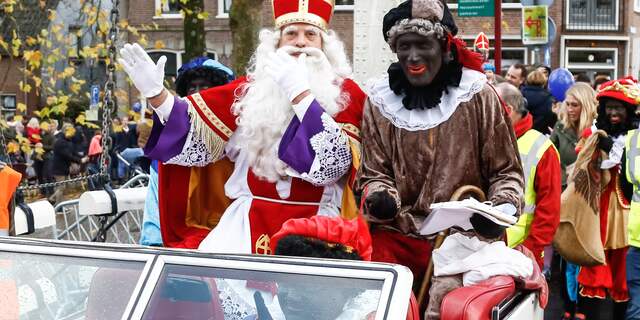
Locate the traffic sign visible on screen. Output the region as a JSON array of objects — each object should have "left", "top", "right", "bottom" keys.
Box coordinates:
[
  {"left": 458, "top": 0, "right": 494, "bottom": 17},
  {"left": 522, "top": 5, "right": 548, "bottom": 45},
  {"left": 90, "top": 85, "right": 100, "bottom": 109}
]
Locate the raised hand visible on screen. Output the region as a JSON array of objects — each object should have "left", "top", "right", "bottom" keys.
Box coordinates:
[{"left": 118, "top": 43, "right": 166, "bottom": 98}]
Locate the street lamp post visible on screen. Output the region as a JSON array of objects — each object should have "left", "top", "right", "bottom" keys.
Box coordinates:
[{"left": 494, "top": 0, "right": 502, "bottom": 72}]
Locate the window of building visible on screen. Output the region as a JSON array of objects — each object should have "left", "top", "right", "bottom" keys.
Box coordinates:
[
  {"left": 485, "top": 48, "right": 528, "bottom": 73},
  {"left": 155, "top": 0, "right": 182, "bottom": 19},
  {"left": 217, "top": 0, "right": 232, "bottom": 18},
  {"left": 335, "top": 0, "right": 354, "bottom": 11},
  {"left": 566, "top": 0, "right": 618, "bottom": 31},
  {"left": 635, "top": 0, "right": 640, "bottom": 13},
  {"left": 206, "top": 51, "right": 218, "bottom": 60},
  {"left": 565, "top": 47, "right": 617, "bottom": 80},
  {"left": 0, "top": 95, "right": 16, "bottom": 111},
  {"left": 147, "top": 51, "right": 180, "bottom": 78}
]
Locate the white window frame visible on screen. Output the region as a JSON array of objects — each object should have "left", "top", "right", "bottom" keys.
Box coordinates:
[
  {"left": 147, "top": 49, "right": 182, "bottom": 76},
  {"left": 447, "top": 1, "right": 522, "bottom": 10},
  {"left": 564, "top": 46, "right": 618, "bottom": 79},
  {"left": 217, "top": 0, "right": 231, "bottom": 18},
  {"left": 206, "top": 51, "right": 218, "bottom": 60},
  {"left": 565, "top": 0, "right": 620, "bottom": 31},
  {"left": 0, "top": 94, "right": 17, "bottom": 111},
  {"left": 154, "top": 0, "right": 183, "bottom": 19},
  {"left": 635, "top": 0, "right": 640, "bottom": 13}
]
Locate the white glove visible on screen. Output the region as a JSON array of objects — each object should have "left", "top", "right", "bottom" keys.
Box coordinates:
[
  {"left": 494, "top": 203, "right": 517, "bottom": 216},
  {"left": 264, "top": 49, "right": 310, "bottom": 102},
  {"left": 118, "top": 43, "right": 166, "bottom": 98}
]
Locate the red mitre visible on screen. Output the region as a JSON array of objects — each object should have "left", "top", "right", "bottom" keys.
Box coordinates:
[
  {"left": 272, "top": 0, "right": 335, "bottom": 32},
  {"left": 597, "top": 76, "right": 640, "bottom": 106},
  {"left": 271, "top": 215, "right": 373, "bottom": 261}
]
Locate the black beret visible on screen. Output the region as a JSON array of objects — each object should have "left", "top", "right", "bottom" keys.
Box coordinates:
[{"left": 382, "top": 0, "right": 458, "bottom": 42}]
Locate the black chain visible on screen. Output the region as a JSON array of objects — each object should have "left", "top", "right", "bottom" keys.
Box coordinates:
[
  {"left": 17, "top": 173, "right": 104, "bottom": 191},
  {"left": 99, "top": 0, "right": 120, "bottom": 181}
]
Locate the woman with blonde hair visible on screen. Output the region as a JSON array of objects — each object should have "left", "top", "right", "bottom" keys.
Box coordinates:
[
  {"left": 549, "top": 82, "right": 598, "bottom": 320},
  {"left": 552, "top": 82, "right": 598, "bottom": 187}
]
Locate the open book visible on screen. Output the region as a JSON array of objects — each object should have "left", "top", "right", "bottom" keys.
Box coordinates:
[{"left": 419, "top": 198, "right": 518, "bottom": 236}]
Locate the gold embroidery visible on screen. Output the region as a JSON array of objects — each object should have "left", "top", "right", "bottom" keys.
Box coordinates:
[
  {"left": 191, "top": 93, "right": 233, "bottom": 139},
  {"left": 186, "top": 100, "right": 226, "bottom": 161},
  {"left": 340, "top": 123, "right": 360, "bottom": 138},
  {"left": 255, "top": 234, "right": 272, "bottom": 255}
]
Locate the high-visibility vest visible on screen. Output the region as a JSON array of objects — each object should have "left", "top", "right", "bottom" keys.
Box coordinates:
[
  {"left": 507, "top": 129, "right": 557, "bottom": 248},
  {"left": 625, "top": 129, "right": 640, "bottom": 248}
]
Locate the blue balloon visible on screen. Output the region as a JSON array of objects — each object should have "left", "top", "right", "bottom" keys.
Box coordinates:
[
  {"left": 132, "top": 102, "right": 142, "bottom": 113},
  {"left": 548, "top": 68, "right": 575, "bottom": 102}
]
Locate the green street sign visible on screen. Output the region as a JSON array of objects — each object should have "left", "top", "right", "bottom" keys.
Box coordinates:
[{"left": 458, "top": 0, "right": 495, "bottom": 17}]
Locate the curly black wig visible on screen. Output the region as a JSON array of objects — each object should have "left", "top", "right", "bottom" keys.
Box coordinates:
[
  {"left": 274, "top": 235, "right": 363, "bottom": 261},
  {"left": 174, "top": 67, "right": 231, "bottom": 97}
]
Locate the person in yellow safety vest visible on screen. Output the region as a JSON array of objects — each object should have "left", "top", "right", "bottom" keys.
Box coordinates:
[
  {"left": 622, "top": 78, "right": 640, "bottom": 320},
  {"left": 496, "top": 83, "right": 562, "bottom": 269}
]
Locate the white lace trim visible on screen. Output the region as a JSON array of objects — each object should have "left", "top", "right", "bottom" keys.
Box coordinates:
[
  {"left": 367, "top": 67, "right": 488, "bottom": 131},
  {"left": 302, "top": 113, "right": 352, "bottom": 186},
  {"left": 165, "top": 122, "right": 214, "bottom": 167},
  {"left": 217, "top": 280, "right": 255, "bottom": 320},
  {"left": 336, "top": 290, "right": 381, "bottom": 320}
]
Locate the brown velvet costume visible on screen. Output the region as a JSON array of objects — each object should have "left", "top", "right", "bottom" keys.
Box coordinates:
[{"left": 355, "top": 84, "right": 524, "bottom": 236}]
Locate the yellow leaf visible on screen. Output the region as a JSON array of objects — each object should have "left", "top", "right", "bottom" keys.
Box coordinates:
[
  {"left": 138, "top": 36, "right": 148, "bottom": 47},
  {"left": 76, "top": 114, "right": 86, "bottom": 125},
  {"left": 118, "top": 19, "right": 129, "bottom": 29},
  {"left": 32, "top": 76, "right": 41, "bottom": 88},
  {"left": 40, "top": 29, "right": 49, "bottom": 37},
  {"left": 19, "top": 82, "right": 32, "bottom": 93},
  {"left": 7, "top": 142, "right": 19, "bottom": 154},
  {"left": 16, "top": 103, "right": 27, "bottom": 112},
  {"left": 154, "top": 40, "right": 165, "bottom": 49},
  {"left": 4, "top": 5, "right": 13, "bottom": 14},
  {"left": 13, "top": 115, "right": 23, "bottom": 122},
  {"left": 25, "top": 37, "right": 37, "bottom": 46},
  {"left": 23, "top": 50, "right": 42, "bottom": 69},
  {"left": 70, "top": 83, "right": 82, "bottom": 94},
  {"left": 48, "top": 9, "right": 57, "bottom": 21},
  {"left": 46, "top": 96, "right": 58, "bottom": 106},
  {"left": 197, "top": 12, "right": 209, "bottom": 20}
]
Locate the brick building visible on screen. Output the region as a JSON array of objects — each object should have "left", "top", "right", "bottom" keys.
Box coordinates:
[
  {"left": 128, "top": 0, "right": 638, "bottom": 84},
  {"left": 450, "top": 0, "right": 638, "bottom": 81},
  {"left": 2, "top": 1, "right": 639, "bottom": 115},
  {"left": 126, "top": 0, "right": 355, "bottom": 79}
]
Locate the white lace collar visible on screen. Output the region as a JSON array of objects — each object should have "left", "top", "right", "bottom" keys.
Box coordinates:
[{"left": 367, "top": 68, "right": 487, "bottom": 131}]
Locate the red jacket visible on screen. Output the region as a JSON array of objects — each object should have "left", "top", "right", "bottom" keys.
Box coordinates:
[
  {"left": 514, "top": 114, "right": 562, "bottom": 268},
  {"left": 26, "top": 127, "right": 41, "bottom": 144}
]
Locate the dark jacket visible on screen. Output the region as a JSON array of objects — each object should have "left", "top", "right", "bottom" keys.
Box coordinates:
[
  {"left": 549, "top": 122, "right": 578, "bottom": 189},
  {"left": 52, "top": 133, "right": 82, "bottom": 176},
  {"left": 522, "top": 85, "right": 556, "bottom": 135}
]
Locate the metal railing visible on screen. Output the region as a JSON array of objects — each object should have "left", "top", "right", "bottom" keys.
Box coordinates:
[{"left": 51, "top": 174, "right": 149, "bottom": 244}]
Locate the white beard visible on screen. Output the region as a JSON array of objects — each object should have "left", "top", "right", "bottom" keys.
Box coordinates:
[{"left": 231, "top": 30, "right": 351, "bottom": 183}]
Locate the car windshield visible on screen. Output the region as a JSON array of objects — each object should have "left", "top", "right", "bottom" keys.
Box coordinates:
[
  {"left": 0, "top": 251, "right": 146, "bottom": 320},
  {"left": 142, "top": 263, "right": 384, "bottom": 320}
]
